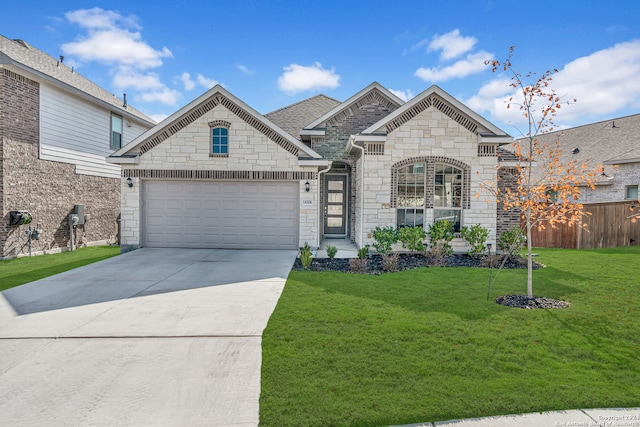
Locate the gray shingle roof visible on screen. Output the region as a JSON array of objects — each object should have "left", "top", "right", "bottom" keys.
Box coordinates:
[
  {"left": 264, "top": 94, "right": 341, "bottom": 140},
  {"left": 512, "top": 113, "right": 640, "bottom": 181},
  {"left": 0, "top": 35, "right": 155, "bottom": 124}
]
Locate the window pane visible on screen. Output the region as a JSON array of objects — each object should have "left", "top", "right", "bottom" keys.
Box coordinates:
[
  {"left": 112, "top": 115, "right": 122, "bottom": 132},
  {"left": 111, "top": 132, "right": 122, "bottom": 149},
  {"left": 212, "top": 127, "right": 228, "bottom": 154},
  {"left": 328, "top": 193, "right": 343, "bottom": 203},
  {"left": 434, "top": 209, "right": 461, "bottom": 232},
  {"left": 434, "top": 164, "right": 462, "bottom": 208},
  {"left": 627, "top": 186, "right": 639, "bottom": 200},
  {"left": 397, "top": 208, "right": 423, "bottom": 228},
  {"left": 328, "top": 181, "right": 343, "bottom": 191},
  {"left": 327, "top": 205, "right": 342, "bottom": 215},
  {"left": 397, "top": 163, "right": 425, "bottom": 208},
  {"left": 327, "top": 217, "right": 343, "bottom": 227}
]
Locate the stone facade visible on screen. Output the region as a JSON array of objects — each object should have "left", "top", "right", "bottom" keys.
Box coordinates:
[
  {"left": 1, "top": 69, "right": 120, "bottom": 258},
  {"left": 355, "top": 106, "right": 500, "bottom": 250}
]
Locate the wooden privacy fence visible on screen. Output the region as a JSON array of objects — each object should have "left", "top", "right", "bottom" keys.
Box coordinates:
[{"left": 528, "top": 201, "right": 640, "bottom": 249}]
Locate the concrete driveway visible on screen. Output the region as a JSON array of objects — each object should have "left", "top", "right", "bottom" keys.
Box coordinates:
[{"left": 0, "top": 248, "right": 297, "bottom": 426}]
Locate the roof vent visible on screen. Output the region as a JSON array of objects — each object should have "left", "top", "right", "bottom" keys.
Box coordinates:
[
  {"left": 12, "top": 39, "right": 29, "bottom": 48},
  {"left": 572, "top": 148, "right": 580, "bottom": 155}
]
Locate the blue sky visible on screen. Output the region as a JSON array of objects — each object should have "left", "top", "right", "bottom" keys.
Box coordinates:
[{"left": 2, "top": 0, "right": 639, "bottom": 136}]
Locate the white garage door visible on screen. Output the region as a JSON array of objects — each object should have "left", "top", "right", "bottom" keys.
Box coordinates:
[{"left": 142, "top": 180, "right": 299, "bottom": 249}]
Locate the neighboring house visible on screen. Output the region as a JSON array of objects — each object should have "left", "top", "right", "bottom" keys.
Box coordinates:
[
  {"left": 510, "top": 114, "right": 640, "bottom": 248},
  {"left": 514, "top": 113, "right": 640, "bottom": 204},
  {"left": 0, "top": 35, "right": 155, "bottom": 259},
  {"left": 108, "top": 83, "right": 512, "bottom": 252}
]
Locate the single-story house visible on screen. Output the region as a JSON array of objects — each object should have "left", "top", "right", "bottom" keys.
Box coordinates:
[
  {"left": 1, "top": 35, "right": 155, "bottom": 258},
  {"left": 108, "top": 83, "right": 514, "bottom": 252}
]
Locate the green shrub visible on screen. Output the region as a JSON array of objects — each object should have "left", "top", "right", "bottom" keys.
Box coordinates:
[
  {"left": 357, "top": 245, "right": 369, "bottom": 260},
  {"left": 371, "top": 226, "right": 399, "bottom": 255},
  {"left": 460, "top": 223, "right": 490, "bottom": 256},
  {"left": 398, "top": 226, "right": 426, "bottom": 253},
  {"left": 498, "top": 226, "right": 525, "bottom": 259},
  {"left": 299, "top": 242, "right": 313, "bottom": 269},
  {"left": 427, "top": 220, "right": 454, "bottom": 256},
  {"left": 325, "top": 245, "right": 338, "bottom": 260}
]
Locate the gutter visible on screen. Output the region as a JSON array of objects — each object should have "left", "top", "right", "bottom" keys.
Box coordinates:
[{"left": 348, "top": 136, "right": 365, "bottom": 248}]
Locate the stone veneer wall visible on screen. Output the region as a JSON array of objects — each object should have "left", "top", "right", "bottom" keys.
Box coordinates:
[
  {"left": 356, "top": 106, "right": 499, "bottom": 250},
  {"left": 0, "top": 69, "right": 119, "bottom": 258},
  {"left": 580, "top": 162, "right": 640, "bottom": 203}
]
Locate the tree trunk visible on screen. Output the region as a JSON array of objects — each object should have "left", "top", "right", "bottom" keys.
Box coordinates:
[{"left": 526, "top": 219, "right": 533, "bottom": 298}]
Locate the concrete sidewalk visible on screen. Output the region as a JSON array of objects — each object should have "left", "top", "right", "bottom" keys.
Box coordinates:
[
  {"left": 395, "top": 407, "right": 640, "bottom": 426},
  {"left": 0, "top": 248, "right": 296, "bottom": 426}
]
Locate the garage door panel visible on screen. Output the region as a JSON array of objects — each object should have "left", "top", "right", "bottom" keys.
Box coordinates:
[{"left": 143, "top": 180, "right": 299, "bottom": 249}]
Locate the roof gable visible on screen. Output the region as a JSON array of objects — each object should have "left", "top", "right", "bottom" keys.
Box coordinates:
[
  {"left": 362, "top": 85, "right": 509, "bottom": 137},
  {"left": 302, "top": 82, "right": 404, "bottom": 131},
  {"left": 111, "top": 85, "right": 322, "bottom": 160}
]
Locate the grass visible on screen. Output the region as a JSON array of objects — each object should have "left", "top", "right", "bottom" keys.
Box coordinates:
[
  {"left": 0, "top": 246, "right": 120, "bottom": 292},
  {"left": 260, "top": 247, "right": 640, "bottom": 426}
]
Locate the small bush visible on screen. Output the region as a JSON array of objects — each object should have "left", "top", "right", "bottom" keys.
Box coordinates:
[
  {"left": 371, "top": 226, "right": 398, "bottom": 255},
  {"left": 357, "top": 246, "right": 369, "bottom": 260},
  {"left": 299, "top": 242, "right": 313, "bottom": 269},
  {"left": 382, "top": 253, "right": 399, "bottom": 272},
  {"left": 460, "top": 223, "right": 490, "bottom": 256},
  {"left": 349, "top": 258, "right": 368, "bottom": 274},
  {"left": 427, "top": 220, "right": 454, "bottom": 256},
  {"left": 498, "top": 226, "right": 525, "bottom": 259},
  {"left": 398, "top": 226, "right": 426, "bottom": 253},
  {"left": 325, "top": 245, "right": 338, "bottom": 259}
]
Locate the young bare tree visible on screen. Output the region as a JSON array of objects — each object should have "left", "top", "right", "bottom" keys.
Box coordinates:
[{"left": 483, "top": 47, "right": 602, "bottom": 298}]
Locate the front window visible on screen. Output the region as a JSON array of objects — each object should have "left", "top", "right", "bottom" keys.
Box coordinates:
[
  {"left": 211, "top": 127, "right": 229, "bottom": 155},
  {"left": 396, "top": 162, "right": 463, "bottom": 231},
  {"left": 111, "top": 114, "right": 123, "bottom": 149},
  {"left": 397, "top": 163, "right": 425, "bottom": 227},
  {"left": 434, "top": 164, "right": 462, "bottom": 231},
  {"left": 626, "top": 185, "right": 639, "bottom": 200}
]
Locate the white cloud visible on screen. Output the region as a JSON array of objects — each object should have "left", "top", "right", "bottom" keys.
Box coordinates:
[
  {"left": 113, "top": 67, "right": 165, "bottom": 91},
  {"left": 148, "top": 113, "right": 168, "bottom": 123},
  {"left": 389, "top": 89, "right": 414, "bottom": 102},
  {"left": 62, "top": 27, "right": 172, "bottom": 69},
  {"left": 237, "top": 64, "right": 254, "bottom": 75},
  {"left": 196, "top": 74, "right": 218, "bottom": 89},
  {"left": 177, "top": 72, "right": 195, "bottom": 91},
  {"left": 427, "top": 29, "right": 477, "bottom": 60},
  {"left": 467, "top": 40, "right": 640, "bottom": 132},
  {"left": 138, "top": 88, "right": 181, "bottom": 106},
  {"left": 61, "top": 7, "right": 177, "bottom": 109},
  {"left": 277, "top": 62, "right": 340, "bottom": 94},
  {"left": 415, "top": 51, "right": 493, "bottom": 82}
]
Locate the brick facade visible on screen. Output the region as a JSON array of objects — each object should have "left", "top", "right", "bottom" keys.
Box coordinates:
[
  {"left": 1, "top": 69, "right": 120, "bottom": 258},
  {"left": 496, "top": 167, "right": 521, "bottom": 238}
]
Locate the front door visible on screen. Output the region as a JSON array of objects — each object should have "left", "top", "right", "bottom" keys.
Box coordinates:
[{"left": 324, "top": 175, "right": 347, "bottom": 236}]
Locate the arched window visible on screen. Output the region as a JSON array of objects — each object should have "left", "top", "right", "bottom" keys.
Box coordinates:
[
  {"left": 209, "top": 120, "right": 231, "bottom": 157},
  {"left": 394, "top": 159, "right": 467, "bottom": 231}
]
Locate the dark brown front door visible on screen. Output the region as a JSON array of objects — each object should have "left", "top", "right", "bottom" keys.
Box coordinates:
[{"left": 323, "top": 175, "right": 347, "bottom": 235}]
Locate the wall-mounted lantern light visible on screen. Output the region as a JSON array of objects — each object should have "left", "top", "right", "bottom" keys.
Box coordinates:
[
  {"left": 126, "top": 177, "right": 133, "bottom": 188},
  {"left": 305, "top": 181, "right": 310, "bottom": 192}
]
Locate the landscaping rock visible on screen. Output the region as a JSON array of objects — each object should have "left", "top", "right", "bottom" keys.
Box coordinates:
[
  {"left": 292, "top": 253, "right": 541, "bottom": 275},
  {"left": 495, "top": 294, "right": 571, "bottom": 309}
]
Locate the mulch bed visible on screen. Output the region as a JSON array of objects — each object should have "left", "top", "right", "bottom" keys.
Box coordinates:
[
  {"left": 292, "top": 253, "right": 538, "bottom": 275},
  {"left": 293, "top": 253, "right": 570, "bottom": 309}
]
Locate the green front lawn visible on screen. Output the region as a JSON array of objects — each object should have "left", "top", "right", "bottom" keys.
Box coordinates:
[
  {"left": 261, "top": 247, "right": 640, "bottom": 426},
  {"left": 0, "top": 246, "right": 120, "bottom": 292}
]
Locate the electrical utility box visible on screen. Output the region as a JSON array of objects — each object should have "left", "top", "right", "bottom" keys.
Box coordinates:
[{"left": 74, "top": 205, "right": 86, "bottom": 225}]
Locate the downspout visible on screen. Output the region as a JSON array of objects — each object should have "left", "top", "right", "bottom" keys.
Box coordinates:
[
  {"left": 317, "top": 163, "right": 331, "bottom": 249},
  {"left": 348, "top": 136, "right": 365, "bottom": 247}
]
